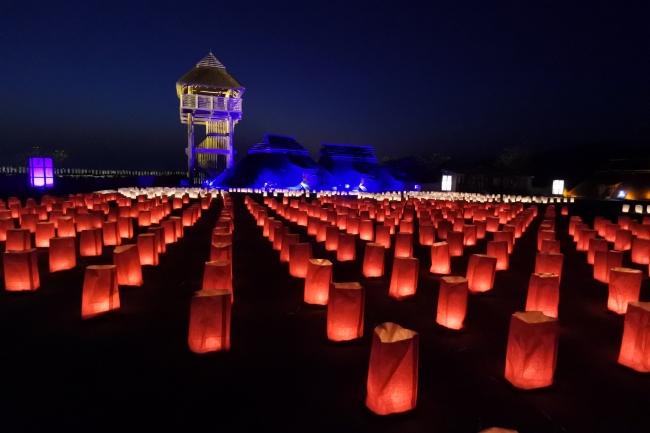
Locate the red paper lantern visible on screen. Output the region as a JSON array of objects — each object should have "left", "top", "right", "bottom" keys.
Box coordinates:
[
  {"left": 535, "top": 252, "right": 564, "bottom": 283},
  {"left": 304, "top": 259, "right": 333, "bottom": 305},
  {"left": 504, "top": 311, "right": 559, "bottom": 389},
  {"left": 437, "top": 220, "right": 452, "bottom": 240},
  {"left": 273, "top": 227, "right": 290, "bottom": 251},
  {"left": 462, "top": 224, "right": 477, "bottom": 246},
  {"left": 138, "top": 210, "right": 152, "bottom": 227},
  {"left": 212, "top": 231, "right": 232, "bottom": 245},
  {"left": 113, "top": 244, "right": 143, "bottom": 286},
  {"left": 436, "top": 276, "right": 468, "bottom": 329},
  {"left": 486, "top": 216, "right": 500, "bottom": 232},
  {"left": 540, "top": 239, "right": 560, "bottom": 254},
  {"left": 587, "top": 238, "right": 608, "bottom": 265},
  {"left": 57, "top": 216, "right": 75, "bottom": 238},
  {"left": 35, "top": 222, "right": 56, "bottom": 248},
  {"left": 325, "top": 225, "right": 339, "bottom": 251},
  {"left": 475, "top": 220, "right": 487, "bottom": 239},
  {"left": 394, "top": 233, "right": 413, "bottom": 258},
  {"left": 487, "top": 240, "right": 509, "bottom": 271},
  {"left": 168, "top": 216, "right": 184, "bottom": 238},
  {"left": 4, "top": 249, "right": 40, "bottom": 291},
  {"left": 399, "top": 220, "right": 414, "bottom": 234},
  {"left": 577, "top": 229, "right": 597, "bottom": 252},
  {"left": 447, "top": 231, "right": 464, "bottom": 257},
  {"left": 494, "top": 231, "right": 514, "bottom": 254},
  {"left": 614, "top": 229, "right": 633, "bottom": 251},
  {"left": 280, "top": 233, "right": 299, "bottom": 263},
  {"left": 315, "top": 220, "right": 328, "bottom": 242},
  {"left": 537, "top": 230, "right": 555, "bottom": 252},
  {"left": 137, "top": 233, "right": 159, "bottom": 266},
  {"left": 327, "top": 282, "right": 365, "bottom": 341},
  {"left": 618, "top": 302, "right": 650, "bottom": 372},
  {"left": 631, "top": 237, "right": 650, "bottom": 265},
  {"left": 366, "top": 322, "right": 418, "bottom": 415},
  {"left": 375, "top": 225, "right": 391, "bottom": 249},
  {"left": 21, "top": 213, "right": 39, "bottom": 233},
  {"left": 430, "top": 242, "right": 451, "bottom": 274},
  {"left": 604, "top": 223, "right": 620, "bottom": 243},
  {"left": 289, "top": 243, "right": 313, "bottom": 278},
  {"left": 79, "top": 228, "right": 103, "bottom": 257},
  {"left": 346, "top": 216, "right": 360, "bottom": 235},
  {"left": 360, "top": 219, "right": 374, "bottom": 241},
  {"left": 49, "top": 237, "right": 76, "bottom": 272},
  {"left": 593, "top": 250, "right": 622, "bottom": 283},
  {"left": 160, "top": 220, "right": 177, "bottom": 244},
  {"left": 188, "top": 290, "right": 231, "bottom": 353},
  {"left": 81, "top": 265, "right": 120, "bottom": 319},
  {"left": 466, "top": 254, "right": 497, "bottom": 293},
  {"left": 203, "top": 261, "right": 233, "bottom": 295},
  {"left": 525, "top": 273, "right": 560, "bottom": 318},
  {"left": 608, "top": 267, "right": 642, "bottom": 314},
  {"left": 337, "top": 233, "right": 356, "bottom": 262},
  {"left": 5, "top": 228, "right": 31, "bottom": 252},
  {"left": 0, "top": 217, "right": 14, "bottom": 241},
  {"left": 418, "top": 224, "right": 434, "bottom": 246},
  {"left": 389, "top": 257, "right": 419, "bottom": 300},
  {"left": 101, "top": 221, "right": 121, "bottom": 247},
  {"left": 147, "top": 226, "right": 166, "bottom": 254},
  {"left": 363, "top": 243, "right": 385, "bottom": 278},
  {"left": 210, "top": 242, "right": 232, "bottom": 263}
]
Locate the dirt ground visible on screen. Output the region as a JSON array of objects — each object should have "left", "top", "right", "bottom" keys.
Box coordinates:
[{"left": 1, "top": 195, "right": 649, "bottom": 432}]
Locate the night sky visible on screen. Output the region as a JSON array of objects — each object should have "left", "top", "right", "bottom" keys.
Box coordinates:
[{"left": 1, "top": 0, "right": 648, "bottom": 170}]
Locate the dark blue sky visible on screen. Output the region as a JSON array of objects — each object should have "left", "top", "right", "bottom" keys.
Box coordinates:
[{"left": 1, "top": 0, "right": 648, "bottom": 170}]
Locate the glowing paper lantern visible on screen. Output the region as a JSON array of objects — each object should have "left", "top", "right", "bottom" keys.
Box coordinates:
[
  {"left": 475, "top": 220, "right": 487, "bottom": 239},
  {"left": 466, "top": 254, "right": 497, "bottom": 293},
  {"left": 148, "top": 226, "right": 166, "bottom": 254},
  {"left": 437, "top": 220, "right": 452, "bottom": 240},
  {"left": 593, "top": 250, "right": 623, "bottom": 283},
  {"left": 366, "top": 322, "right": 418, "bottom": 415},
  {"left": 0, "top": 217, "right": 14, "bottom": 241},
  {"left": 447, "top": 231, "right": 464, "bottom": 257},
  {"left": 210, "top": 243, "right": 232, "bottom": 263},
  {"left": 137, "top": 233, "right": 159, "bottom": 266},
  {"left": 160, "top": 220, "right": 177, "bottom": 244},
  {"left": 487, "top": 240, "right": 509, "bottom": 271},
  {"left": 486, "top": 216, "right": 500, "bottom": 232},
  {"left": 4, "top": 249, "right": 40, "bottom": 291},
  {"left": 212, "top": 232, "right": 232, "bottom": 245},
  {"left": 101, "top": 221, "right": 121, "bottom": 247},
  {"left": 203, "top": 261, "right": 233, "bottom": 293},
  {"left": 504, "top": 311, "right": 559, "bottom": 389},
  {"left": 138, "top": 210, "right": 152, "bottom": 227},
  {"left": 430, "top": 242, "right": 451, "bottom": 274},
  {"left": 327, "top": 282, "right": 365, "bottom": 341},
  {"left": 79, "top": 228, "right": 102, "bottom": 257},
  {"left": 375, "top": 225, "right": 391, "bottom": 249},
  {"left": 631, "top": 237, "right": 650, "bottom": 265},
  {"left": 273, "top": 227, "right": 290, "bottom": 251},
  {"left": 49, "top": 237, "right": 76, "bottom": 272},
  {"left": 618, "top": 302, "right": 650, "bottom": 372},
  {"left": 399, "top": 220, "right": 414, "bottom": 234},
  {"left": 337, "top": 233, "right": 356, "bottom": 262},
  {"left": 587, "top": 238, "right": 608, "bottom": 265},
  {"left": 577, "top": 229, "right": 597, "bottom": 252},
  {"left": 304, "top": 259, "right": 333, "bottom": 305},
  {"left": 568, "top": 216, "right": 583, "bottom": 236},
  {"left": 535, "top": 253, "right": 564, "bottom": 283},
  {"left": 608, "top": 267, "right": 642, "bottom": 314},
  {"left": 346, "top": 216, "right": 360, "bottom": 235},
  {"left": 394, "top": 233, "right": 413, "bottom": 258},
  {"left": 325, "top": 226, "right": 339, "bottom": 251},
  {"left": 168, "top": 216, "right": 184, "bottom": 238},
  {"left": 21, "top": 213, "right": 39, "bottom": 233},
  {"left": 436, "top": 276, "right": 468, "bottom": 330},
  {"left": 5, "top": 228, "right": 31, "bottom": 252},
  {"left": 537, "top": 230, "right": 555, "bottom": 252},
  {"left": 289, "top": 243, "right": 313, "bottom": 278},
  {"left": 35, "top": 222, "right": 56, "bottom": 248},
  {"left": 462, "top": 224, "right": 477, "bottom": 246},
  {"left": 525, "top": 273, "right": 560, "bottom": 318},
  {"left": 389, "top": 257, "right": 419, "bottom": 300},
  {"left": 614, "top": 229, "right": 632, "bottom": 251},
  {"left": 280, "top": 233, "right": 299, "bottom": 263},
  {"left": 540, "top": 239, "right": 560, "bottom": 254},
  {"left": 81, "top": 265, "right": 120, "bottom": 319},
  {"left": 360, "top": 219, "right": 374, "bottom": 241},
  {"left": 57, "top": 216, "right": 75, "bottom": 238},
  {"left": 418, "top": 224, "right": 434, "bottom": 246},
  {"left": 315, "top": 220, "right": 328, "bottom": 242},
  {"left": 604, "top": 223, "right": 620, "bottom": 243},
  {"left": 188, "top": 290, "right": 231, "bottom": 353},
  {"left": 113, "top": 244, "right": 143, "bottom": 287},
  {"left": 363, "top": 243, "right": 385, "bottom": 278}
]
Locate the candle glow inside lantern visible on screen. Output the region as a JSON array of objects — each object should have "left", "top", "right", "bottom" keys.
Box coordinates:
[
  {"left": 466, "top": 254, "right": 497, "bottom": 293},
  {"left": 389, "top": 257, "right": 419, "bottom": 300},
  {"left": 4, "top": 249, "right": 40, "bottom": 291},
  {"left": 81, "top": 265, "right": 120, "bottom": 319},
  {"left": 430, "top": 242, "right": 451, "bottom": 274},
  {"left": 436, "top": 276, "right": 468, "bottom": 330},
  {"left": 188, "top": 290, "right": 231, "bottom": 353},
  {"left": 363, "top": 243, "right": 385, "bottom": 278},
  {"left": 113, "top": 244, "right": 143, "bottom": 287},
  {"left": 577, "top": 229, "right": 597, "bottom": 252},
  {"left": 366, "top": 322, "right": 419, "bottom": 415},
  {"left": 102, "top": 221, "right": 121, "bottom": 247},
  {"left": 463, "top": 224, "right": 477, "bottom": 246},
  {"left": 375, "top": 225, "right": 392, "bottom": 249},
  {"left": 588, "top": 238, "right": 608, "bottom": 265},
  {"left": 327, "top": 282, "right": 365, "bottom": 341},
  {"left": 148, "top": 227, "right": 166, "bottom": 254},
  {"left": 360, "top": 219, "right": 374, "bottom": 241},
  {"left": 447, "top": 231, "right": 464, "bottom": 257},
  {"left": 137, "top": 233, "right": 159, "bottom": 266},
  {"left": 618, "top": 302, "right": 650, "bottom": 372},
  {"left": 79, "top": 228, "right": 103, "bottom": 257},
  {"left": 49, "top": 237, "right": 76, "bottom": 272},
  {"left": 325, "top": 226, "right": 340, "bottom": 251},
  {"left": 614, "top": 229, "right": 633, "bottom": 251},
  {"left": 537, "top": 230, "right": 555, "bottom": 251},
  {"left": 608, "top": 267, "right": 643, "bottom": 315},
  {"left": 525, "top": 273, "right": 560, "bottom": 318},
  {"left": 535, "top": 252, "right": 564, "bottom": 283},
  {"left": 203, "top": 261, "right": 233, "bottom": 295},
  {"left": 304, "top": 259, "right": 333, "bottom": 305},
  {"left": 593, "top": 250, "right": 623, "bottom": 283},
  {"left": 419, "top": 224, "right": 435, "bottom": 246},
  {"left": 57, "top": 216, "right": 75, "bottom": 237},
  {"left": 161, "top": 220, "right": 177, "bottom": 244},
  {"left": 280, "top": 233, "right": 299, "bottom": 263},
  {"left": 210, "top": 242, "right": 232, "bottom": 263},
  {"left": 289, "top": 243, "right": 313, "bottom": 278},
  {"left": 394, "top": 233, "right": 413, "bottom": 258},
  {"left": 504, "top": 311, "right": 559, "bottom": 390},
  {"left": 337, "top": 233, "right": 356, "bottom": 262},
  {"left": 540, "top": 239, "right": 560, "bottom": 254},
  {"left": 487, "top": 240, "right": 509, "bottom": 271},
  {"left": 631, "top": 237, "right": 650, "bottom": 265}
]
